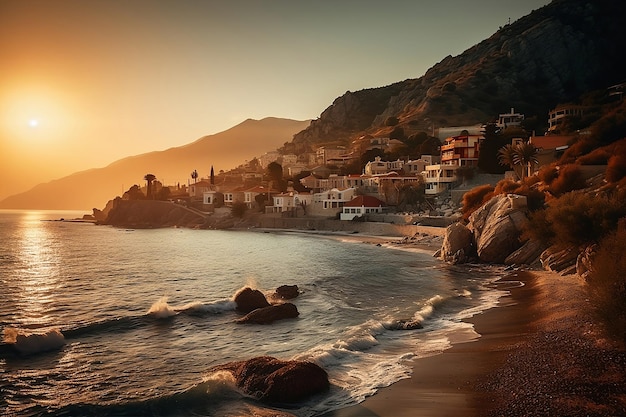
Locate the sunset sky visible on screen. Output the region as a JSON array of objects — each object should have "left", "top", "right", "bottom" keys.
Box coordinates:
[{"left": 0, "top": 0, "right": 550, "bottom": 201}]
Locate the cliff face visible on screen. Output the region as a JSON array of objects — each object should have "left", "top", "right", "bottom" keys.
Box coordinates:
[{"left": 291, "top": 0, "right": 626, "bottom": 148}]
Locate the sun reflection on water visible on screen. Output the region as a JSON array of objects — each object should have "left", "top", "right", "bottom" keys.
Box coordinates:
[{"left": 13, "top": 211, "right": 62, "bottom": 328}]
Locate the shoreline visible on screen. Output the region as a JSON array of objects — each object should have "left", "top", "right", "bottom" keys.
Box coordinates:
[{"left": 325, "top": 267, "right": 626, "bottom": 417}]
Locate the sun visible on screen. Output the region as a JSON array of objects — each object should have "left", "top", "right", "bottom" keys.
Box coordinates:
[{"left": 28, "top": 119, "right": 39, "bottom": 128}]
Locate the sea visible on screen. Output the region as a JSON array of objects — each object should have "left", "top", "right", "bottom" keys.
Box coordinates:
[{"left": 0, "top": 209, "right": 508, "bottom": 416}]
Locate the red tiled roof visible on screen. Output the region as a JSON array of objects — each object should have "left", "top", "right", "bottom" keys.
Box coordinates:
[{"left": 343, "top": 195, "right": 386, "bottom": 208}]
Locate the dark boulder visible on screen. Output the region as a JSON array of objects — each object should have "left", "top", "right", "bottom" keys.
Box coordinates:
[
  {"left": 236, "top": 303, "right": 299, "bottom": 324},
  {"left": 234, "top": 287, "right": 270, "bottom": 313},
  {"left": 212, "top": 356, "right": 329, "bottom": 404},
  {"left": 274, "top": 285, "right": 300, "bottom": 300},
  {"left": 385, "top": 319, "right": 423, "bottom": 330}
]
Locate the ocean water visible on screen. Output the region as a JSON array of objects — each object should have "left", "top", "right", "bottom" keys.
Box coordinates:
[{"left": 0, "top": 210, "right": 506, "bottom": 416}]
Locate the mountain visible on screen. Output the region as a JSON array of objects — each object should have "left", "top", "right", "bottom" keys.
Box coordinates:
[
  {"left": 0, "top": 117, "right": 310, "bottom": 210},
  {"left": 289, "top": 0, "right": 626, "bottom": 150}
]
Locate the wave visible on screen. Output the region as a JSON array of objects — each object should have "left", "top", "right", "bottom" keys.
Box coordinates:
[
  {"left": 147, "top": 296, "right": 237, "bottom": 318},
  {"left": 2, "top": 327, "right": 65, "bottom": 355}
]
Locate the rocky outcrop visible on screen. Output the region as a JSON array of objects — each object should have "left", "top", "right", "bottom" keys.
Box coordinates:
[
  {"left": 274, "top": 285, "right": 300, "bottom": 300},
  {"left": 469, "top": 194, "right": 529, "bottom": 264},
  {"left": 576, "top": 244, "right": 597, "bottom": 280},
  {"left": 439, "top": 194, "right": 565, "bottom": 266},
  {"left": 540, "top": 246, "right": 580, "bottom": 275},
  {"left": 212, "top": 356, "right": 329, "bottom": 404},
  {"left": 504, "top": 239, "right": 549, "bottom": 266},
  {"left": 236, "top": 303, "right": 299, "bottom": 325},
  {"left": 98, "top": 199, "right": 206, "bottom": 229},
  {"left": 440, "top": 222, "right": 474, "bottom": 264},
  {"left": 233, "top": 287, "right": 271, "bottom": 314},
  {"left": 289, "top": 1, "right": 626, "bottom": 151}
]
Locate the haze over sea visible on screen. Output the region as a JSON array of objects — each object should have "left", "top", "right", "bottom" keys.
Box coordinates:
[{"left": 0, "top": 210, "right": 507, "bottom": 416}]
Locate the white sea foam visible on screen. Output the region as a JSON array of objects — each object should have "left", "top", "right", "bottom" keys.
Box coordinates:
[
  {"left": 3, "top": 327, "right": 66, "bottom": 355},
  {"left": 147, "top": 296, "right": 177, "bottom": 318}
]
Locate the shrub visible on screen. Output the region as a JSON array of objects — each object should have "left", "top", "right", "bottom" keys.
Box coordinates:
[
  {"left": 493, "top": 179, "right": 519, "bottom": 195},
  {"left": 550, "top": 165, "right": 587, "bottom": 196},
  {"left": 461, "top": 184, "right": 494, "bottom": 219},
  {"left": 606, "top": 154, "right": 626, "bottom": 183},
  {"left": 522, "top": 208, "right": 555, "bottom": 243},
  {"left": 537, "top": 165, "right": 559, "bottom": 185},
  {"left": 587, "top": 224, "right": 626, "bottom": 343},
  {"left": 577, "top": 147, "right": 611, "bottom": 165},
  {"left": 534, "top": 191, "right": 626, "bottom": 247}
]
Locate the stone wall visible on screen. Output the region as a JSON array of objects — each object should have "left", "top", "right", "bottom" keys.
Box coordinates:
[{"left": 254, "top": 216, "right": 445, "bottom": 237}]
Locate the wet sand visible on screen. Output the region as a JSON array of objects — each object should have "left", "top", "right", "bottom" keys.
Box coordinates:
[{"left": 325, "top": 269, "right": 626, "bottom": 417}]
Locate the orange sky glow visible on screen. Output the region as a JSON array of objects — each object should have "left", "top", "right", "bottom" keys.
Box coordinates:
[{"left": 0, "top": 0, "right": 550, "bottom": 202}]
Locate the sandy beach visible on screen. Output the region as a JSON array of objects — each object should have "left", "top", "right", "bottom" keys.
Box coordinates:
[{"left": 325, "top": 266, "right": 626, "bottom": 417}]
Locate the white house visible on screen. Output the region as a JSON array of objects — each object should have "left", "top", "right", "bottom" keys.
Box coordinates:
[
  {"left": 266, "top": 192, "right": 312, "bottom": 214},
  {"left": 423, "top": 164, "right": 459, "bottom": 195},
  {"left": 340, "top": 195, "right": 386, "bottom": 220}
]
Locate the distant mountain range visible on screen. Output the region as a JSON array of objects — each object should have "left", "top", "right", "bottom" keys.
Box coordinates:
[{"left": 0, "top": 118, "right": 310, "bottom": 210}]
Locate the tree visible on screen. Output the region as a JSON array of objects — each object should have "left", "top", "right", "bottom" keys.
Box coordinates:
[
  {"left": 191, "top": 169, "right": 198, "bottom": 183},
  {"left": 513, "top": 142, "right": 538, "bottom": 179},
  {"left": 478, "top": 123, "right": 509, "bottom": 174},
  {"left": 231, "top": 201, "right": 248, "bottom": 218},
  {"left": 498, "top": 144, "right": 520, "bottom": 179},
  {"left": 210, "top": 166, "right": 215, "bottom": 185},
  {"left": 143, "top": 174, "right": 156, "bottom": 199},
  {"left": 266, "top": 161, "right": 287, "bottom": 192}
]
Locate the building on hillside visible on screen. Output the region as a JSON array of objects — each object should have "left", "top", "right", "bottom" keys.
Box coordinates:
[
  {"left": 259, "top": 151, "right": 280, "bottom": 168},
  {"left": 497, "top": 107, "right": 524, "bottom": 129},
  {"left": 316, "top": 146, "right": 347, "bottom": 165},
  {"left": 402, "top": 156, "right": 439, "bottom": 176},
  {"left": 340, "top": 195, "right": 386, "bottom": 221},
  {"left": 547, "top": 104, "right": 588, "bottom": 133},
  {"left": 373, "top": 172, "right": 424, "bottom": 205},
  {"left": 364, "top": 156, "right": 405, "bottom": 175},
  {"left": 286, "top": 163, "right": 309, "bottom": 177},
  {"left": 299, "top": 173, "right": 321, "bottom": 191},
  {"left": 440, "top": 134, "right": 483, "bottom": 167},
  {"left": 308, "top": 187, "right": 357, "bottom": 217},
  {"left": 529, "top": 135, "right": 575, "bottom": 167},
  {"left": 189, "top": 180, "right": 214, "bottom": 199},
  {"left": 436, "top": 124, "right": 483, "bottom": 140},
  {"left": 423, "top": 164, "right": 459, "bottom": 195},
  {"left": 266, "top": 191, "right": 312, "bottom": 215},
  {"left": 243, "top": 185, "right": 275, "bottom": 209}
]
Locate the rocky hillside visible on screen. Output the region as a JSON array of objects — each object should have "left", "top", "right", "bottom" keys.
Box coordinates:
[{"left": 290, "top": 0, "right": 626, "bottom": 150}]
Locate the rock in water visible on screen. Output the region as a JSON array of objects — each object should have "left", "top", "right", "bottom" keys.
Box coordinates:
[
  {"left": 212, "top": 356, "right": 329, "bottom": 404},
  {"left": 236, "top": 303, "right": 299, "bottom": 324},
  {"left": 274, "top": 285, "right": 300, "bottom": 299},
  {"left": 234, "top": 287, "right": 270, "bottom": 313}
]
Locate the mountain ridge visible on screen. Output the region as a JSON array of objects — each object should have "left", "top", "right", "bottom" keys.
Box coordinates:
[{"left": 0, "top": 117, "right": 310, "bottom": 210}]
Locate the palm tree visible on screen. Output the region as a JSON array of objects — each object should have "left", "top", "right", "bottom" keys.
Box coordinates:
[
  {"left": 513, "top": 142, "right": 538, "bottom": 179},
  {"left": 498, "top": 144, "right": 520, "bottom": 179},
  {"left": 144, "top": 174, "right": 156, "bottom": 199},
  {"left": 190, "top": 169, "right": 198, "bottom": 183}
]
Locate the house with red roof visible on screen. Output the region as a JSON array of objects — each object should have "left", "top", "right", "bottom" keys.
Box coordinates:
[{"left": 340, "top": 195, "right": 386, "bottom": 221}]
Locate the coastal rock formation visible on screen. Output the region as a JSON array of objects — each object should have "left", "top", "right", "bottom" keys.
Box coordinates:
[
  {"left": 98, "top": 199, "right": 206, "bottom": 229},
  {"left": 441, "top": 194, "right": 531, "bottom": 265},
  {"left": 236, "top": 303, "right": 299, "bottom": 325},
  {"left": 504, "top": 239, "right": 548, "bottom": 266},
  {"left": 212, "top": 356, "right": 329, "bottom": 404},
  {"left": 469, "top": 194, "right": 528, "bottom": 264},
  {"left": 540, "top": 246, "right": 579, "bottom": 275},
  {"left": 441, "top": 222, "right": 474, "bottom": 264},
  {"left": 233, "top": 287, "right": 271, "bottom": 314},
  {"left": 576, "top": 244, "right": 597, "bottom": 280},
  {"left": 274, "top": 285, "right": 300, "bottom": 300}
]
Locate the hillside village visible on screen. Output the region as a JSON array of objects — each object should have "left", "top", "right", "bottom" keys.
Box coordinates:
[{"left": 109, "top": 87, "right": 620, "bottom": 227}]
